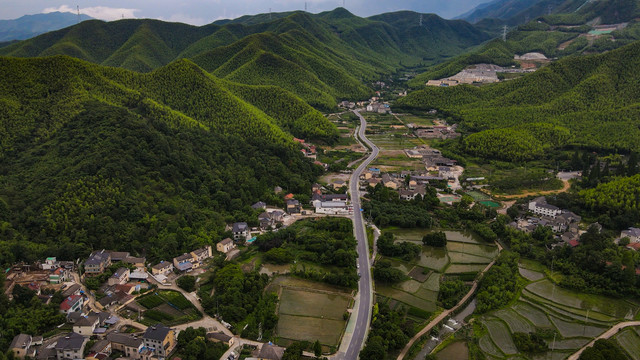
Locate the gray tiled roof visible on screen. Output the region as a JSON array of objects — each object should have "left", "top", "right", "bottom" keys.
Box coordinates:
[
  {"left": 143, "top": 324, "right": 172, "bottom": 342},
  {"left": 55, "top": 333, "right": 85, "bottom": 351}
]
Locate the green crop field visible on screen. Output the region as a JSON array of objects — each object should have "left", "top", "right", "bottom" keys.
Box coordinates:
[
  {"left": 549, "top": 315, "right": 607, "bottom": 338},
  {"left": 279, "top": 288, "right": 350, "bottom": 320},
  {"left": 512, "top": 302, "right": 552, "bottom": 327},
  {"left": 615, "top": 328, "right": 640, "bottom": 360},
  {"left": 132, "top": 290, "right": 201, "bottom": 327},
  {"left": 518, "top": 267, "right": 545, "bottom": 281},
  {"left": 445, "top": 263, "right": 487, "bottom": 274},
  {"left": 277, "top": 315, "right": 346, "bottom": 346},
  {"left": 447, "top": 242, "right": 499, "bottom": 258},
  {"left": 448, "top": 251, "right": 493, "bottom": 264},
  {"left": 274, "top": 277, "right": 352, "bottom": 346},
  {"left": 422, "top": 272, "right": 440, "bottom": 292},
  {"left": 376, "top": 285, "right": 438, "bottom": 312},
  {"left": 479, "top": 334, "right": 504, "bottom": 358},
  {"left": 484, "top": 319, "right": 518, "bottom": 355},
  {"left": 494, "top": 309, "right": 535, "bottom": 333}
]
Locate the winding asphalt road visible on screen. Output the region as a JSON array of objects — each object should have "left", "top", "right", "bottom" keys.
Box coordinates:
[{"left": 342, "top": 110, "right": 379, "bottom": 360}]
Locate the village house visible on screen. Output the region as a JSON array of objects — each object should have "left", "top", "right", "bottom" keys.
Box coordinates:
[
  {"left": 85, "top": 339, "right": 112, "bottom": 360},
  {"left": 286, "top": 199, "right": 302, "bottom": 214},
  {"left": 331, "top": 179, "right": 347, "bottom": 190},
  {"left": 9, "top": 334, "right": 35, "bottom": 359},
  {"left": 73, "top": 315, "right": 99, "bottom": 336},
  {"left": 232, "top": 222, "right": 250, "bottom": 242},
  {"left": 367, "top": 178, "right": 382, "bottom": 188},
  {"left": 528, "top": 197, "right": 562, "bottom": 218},
  {"left": 84, "top": 250, "right": 112, "bottom": 275},
  {"left": 191, "top": 245, "right": 213, "bottom": 264},
  {"left": 258, "top": 210, "right": 285, "bottom": 230},
  {"left": 381, "top": 174, "right": 399, "bottom": 189},
  {"left": 216, "top": 238, "right": 236, "bottom": 254},
  {"left": 55, "top": 332, "right": 87, "bottom": 360},
  {"left": 206, "top": 332, "right": 235, "bottom": 347},
  {"left": 251, "top": 201, "right": 267, "bottom": 210},
  {"left": 60, "top": 295, "right": 84, "bottom": 315},
  {"left": 256, "top": 343, "right": 285, "bottom": 360},
  {"left": 62, "top": 284, "right": 82, "bottom": 298},
  {"left": 49, "top": 267, "right": 70, "bottom": 284},
  {"left": 173, "top": 253, "right": 195, "bottom": 272},
  {"left": 399, "top": 187, "right": 426, "bottom": 201},
  {"left": 107, "top": 267, "right": 130, "bottom": 286},
  {"left": 42, "top": 257, "right": 58, "bottom": 270},
  {"left": 151, "top": 261, "right": 174, "bottom": 276},
  {"left": 107, "top": 333, "right": 152, "bottom": 360},
  {"left": 621, "top": 227, "right": 640, "bottom": 243},
  {"left": 123, "top": 257, "right": 146, "bottom": 271},
  {"left": 143, "top": 324, "right": 176, "bottom": 359},
  {"left": 108, "top": 251, "right": 130, "bottom": 263},
  {"left": 311, "top": 193, "right": 348, "bottom": 203},
  {"left": 313, "top": 201, "right": 353, "bottom": 215}
]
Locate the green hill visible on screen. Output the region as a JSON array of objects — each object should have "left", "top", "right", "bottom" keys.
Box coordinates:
[
  {"left": 410, "top": 0, "right": 640, "bottom": 87},
  {"left": 397, "top": 40, "right": 640, "bottom": 161},
  {"left": 0, "top": 9, "right": 490, "bottom": 109},
  {"left": 0, "top": 55, "right": 334, "bottom": 266}
]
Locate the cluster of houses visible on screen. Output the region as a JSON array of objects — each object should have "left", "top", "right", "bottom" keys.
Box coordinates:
[
  {"left": 293, "top": 138, "right": 317, "bottom": 160},
  {"left": 509, "top": 197, "right": 583, "bottom": 247},
  {"left": 409, "top": 123, "right": 460, "bottom": 140},
  {"left": 360, "top": 167, "right": 453, "bottom": 201},
  {"left": 9, "top": 323, "right": 176, "bottom": 360},
  {"left": 404, "top": 146, "right": 458, "bottom": 171},
  {"left": 3, "top": 257, "right": 76, "bottom": 303}
]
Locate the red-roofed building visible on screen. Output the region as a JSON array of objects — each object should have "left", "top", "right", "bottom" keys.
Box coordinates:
[
  {"left": 293, "top": 138, "right": 305, "bottom": 144},
  {"left": 115, "top": 284, "right": 135, "bottom": 295},
  {"left": 284, "top": 193, "right": 294, "bottom": 200},
  {"left": 60, "top": 295, "right": 84, "bottom": 314},
  {"left": 568, "top": 239, "right": 579, "bottom": 247},
  {"left": 626, "top": 242, "right": 640, "bottom": 251},
  {"left": 27, "top": 282, "right": 41, "bottom": 295}
]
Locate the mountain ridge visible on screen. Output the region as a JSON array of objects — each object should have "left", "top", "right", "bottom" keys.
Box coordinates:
[{"left": 0, "top": 11, "right": 93, "bottom": 41}]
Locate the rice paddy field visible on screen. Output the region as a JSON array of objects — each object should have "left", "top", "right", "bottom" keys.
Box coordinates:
[
  {"left": 271, "top": 276, "right": 352, "bottom": 347},
  {"left": 375, "top": 229, "right": 499, "bottom": 315},
  {"left": 614, "top": 326, "right": 640, "bottom": 360},
  {"left": 475, "top": 261, "right": 640, "bottom": 359}
]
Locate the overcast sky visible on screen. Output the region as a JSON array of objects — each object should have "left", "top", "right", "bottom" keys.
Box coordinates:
[{"left": 1, "top": 0, "right": 488, "bottom": 25}]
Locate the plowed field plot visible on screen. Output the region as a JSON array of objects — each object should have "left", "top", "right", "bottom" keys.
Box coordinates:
[
  {"left": 447, "top": 242, "right": 499, "bottom": 258},
  {"left": 519, "top": 267, "right": 545, "bottom": 281},
  {"left": 448, "top": 251, "right": 493, "bottom": 264},
  {"left": 485, "top": 319, "right": 518, "bottom": 355},
  {"left": 615, "top": 328, "right": 640, "bottom": 360},
  {"left": 277, "top": 315, "right": 345, "bottom": 346},
  {"left": 549, "top": 315, "right": 606, "bottom": 338},
  {"left": 494, "top": 309, "right": 535, "bottom": 333},
  {"left": 445, "top": 264, "right": 487, "bottom": 274},
  {"left": 279, "top": 288, "right": 350, "bottom": 320}
]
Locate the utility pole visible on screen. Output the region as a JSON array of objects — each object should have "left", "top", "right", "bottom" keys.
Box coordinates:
[
  {"left": 305, "top": 2, "right": 307, "bottom": 12},
  {"left": 77, "top": 5, "right": 80, "bottom": 24},
  {"left": 269, "top": 8, "right": 272, "bottom": 20},
  {"left": 419, "top": 14, "right": 423, "bottom": 27},
  {"left": 502, "top": 25, "right": 508, "bottom": 42}
]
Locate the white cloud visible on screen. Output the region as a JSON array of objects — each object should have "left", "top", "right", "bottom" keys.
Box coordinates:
[{"left": 43, "top": 5, "right": 138, "bottom": 21}]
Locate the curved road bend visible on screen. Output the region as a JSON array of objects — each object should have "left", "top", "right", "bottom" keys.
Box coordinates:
[
  {"left": 567, "top": 321, "right": 640, "bottom": 360},
  {"left": 342, "top": 110, "right": 380, "bottom": 360}
]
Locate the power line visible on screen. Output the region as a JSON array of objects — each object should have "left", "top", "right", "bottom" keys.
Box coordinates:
[{"left": 502, "top": 25, "right": 508, "bottom": 42}]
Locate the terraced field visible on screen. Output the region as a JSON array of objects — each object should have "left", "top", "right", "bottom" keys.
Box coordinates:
[
  {"left": 375, "top": 229, "right": 500, "bottom": 316},
  {"left": 476, "top": 261, "right": 640, "bottom": 360}
]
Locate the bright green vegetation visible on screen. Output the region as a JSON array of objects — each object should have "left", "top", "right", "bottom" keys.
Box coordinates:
[
  {"left": 0, "top": 276, "right": 66, "bottom": 353},
  {"left": 0, "top": 9, "right": 490, "bottom": 109},
  {"left": 177, "top": 275, "right": 196, "bottom": 292},
  {"left": 581, "top": 174, "right": 640, "bottom": 216},
  {"left": 133, "top": 290, "right": 202, "bottom": 326},
  {"left": 253, "top": 217, "right": 358, "bottom": 288},
  {"left": 359, "top": 302, "right": 416, "bottom": 360},
  {"left": 476, "top": 252, "right": 520, "bottom": 314},
  {"left": 0, "top": 55, "right": 332, "bottom": 267},
  {"left": 175, "top": 327, "right": 229, "bottom": 360},
  {"left": 199, "top": 263, "right": 278, "bottom": 340},
  {"left": 275, "top": 284, "right": 351, "bottom": 346},
  {"left": 400, "top": 41, "right": 640, "bottom": 161},
  {"left": 438, "top": 279, "right": 470, "bottom": 309}
]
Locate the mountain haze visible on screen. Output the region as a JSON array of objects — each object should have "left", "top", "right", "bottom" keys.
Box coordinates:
[{"left": 0, "top": 12, "right": 93, "bottom": 41}]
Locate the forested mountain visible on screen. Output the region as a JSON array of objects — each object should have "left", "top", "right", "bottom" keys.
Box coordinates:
[
  {"left": 0, "top": 8, "right": 490, "bottom": 109},
  {"left": 0, "top": 55, "right": 335, "bottom": 266},
  {"left": 458, "top": 0, "right": 549, "bottom": 24},
  {"left": 0, "top": 12, "right": 93, "bottom": 41},
  {"left": 397, "top": 40, "right": 640, "bottom": 161},
  {"left": 410, "top": 0, "right": 640, "bottom": 87}
]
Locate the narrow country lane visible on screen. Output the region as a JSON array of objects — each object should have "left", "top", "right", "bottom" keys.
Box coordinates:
[
  {"left": 340, "top": 110, "right": 379, "bottom": 360},
  {"left": 567, "top": 321, "right": 640, "bottom": 360}
]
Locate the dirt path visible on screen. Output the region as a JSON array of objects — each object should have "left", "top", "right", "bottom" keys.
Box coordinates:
[
  {"left": 397, "top": 243, "right": 503, "bottom": 360},
  {"left": 567, "top": 321, "right": 640, "bottom": 360},
  {"left": 492, "top": 179, "right": 571, "bottom": 200}
]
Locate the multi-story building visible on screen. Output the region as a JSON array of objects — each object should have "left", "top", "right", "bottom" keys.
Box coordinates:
[
  {"left": 143, "top": 324, "right": 176, "bottom": 359},
  {"left": 84, "top": 250, "right": 112, "bottom": 275}
]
